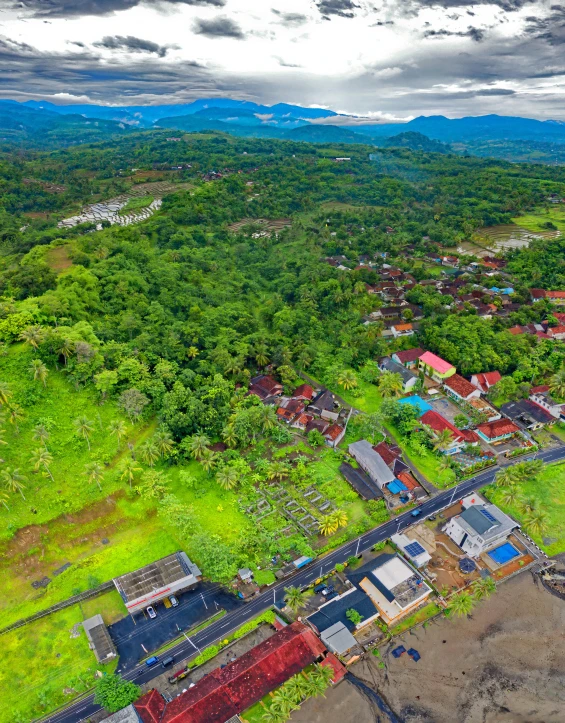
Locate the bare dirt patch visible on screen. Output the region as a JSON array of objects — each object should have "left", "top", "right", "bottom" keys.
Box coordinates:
[
  {"left": 228, "top": 218, "right": 291, "bottom": 234},
  {"left": 296, "top": 572, "right": 565, "bottom": 723},
  {"left": 45, "top": 245, "right": 73, "bottom": 272}
]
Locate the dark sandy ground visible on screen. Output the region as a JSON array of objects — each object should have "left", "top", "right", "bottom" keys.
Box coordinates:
[{"left": 292, "top": 571, "right": 565, "bottom": 723}]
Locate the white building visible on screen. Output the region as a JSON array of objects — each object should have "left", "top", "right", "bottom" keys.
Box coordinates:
[
  {"left": 443, "top": 495, "right": 518, "bottom": 558},
  {"left": 391, "top": 533, "right": 432, "bottom": 568}
]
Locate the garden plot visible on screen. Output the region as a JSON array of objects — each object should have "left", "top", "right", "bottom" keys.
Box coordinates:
[{"left": 58, "top": 181, "right": 191, "bottom": 229}]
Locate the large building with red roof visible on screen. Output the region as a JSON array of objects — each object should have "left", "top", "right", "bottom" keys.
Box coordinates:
[
  {"left": 134, "top": 623, "right": 337, "bottom": 723},
  {"left": 477, "top": 418, "right": 520, "bottom": 443},
  {"left": 420, "top": 410, "right": 476, "bottom": 455},
  {"left": 418, "top": 351, "right": 456, "bottom": 382},
  {"left": 443, "top": 373, "right": 481, "bottom": 401}
]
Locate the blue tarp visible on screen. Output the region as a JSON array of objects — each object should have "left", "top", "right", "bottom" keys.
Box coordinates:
[
  {"left": 398, "top": 396, "right": 432, "bottom": 416},
  {"left": 388, "top": 479, "right": 408, "bottom": 494},
  {"left": 407, "top": 648, "right": 421, "bottom": 662},
  {"left": 392, "top": 645, "right": 406, "bottom": 658}
]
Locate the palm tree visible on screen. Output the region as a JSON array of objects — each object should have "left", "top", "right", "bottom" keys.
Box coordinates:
[
  {"left": 200, "top": 448, "right": 219, "bottom": 473},
  {"left": 284, "top": 586, "right": 308, "bottom": 613},
  {"left": 309, "top": 663, "right": 334, "bottom": 690},
  {"left": 378, "top": 371, "right": 404, "bottom": 399},
  {"left": 330, "top": 509, "right": 348, "bottom": 529},
  {"left": 260, "top": 405, "right": 278, "bottom": 431},
  {"left": 56, "top": 337, "right": 74, "bottom": 366},
  {"left": 303, "top": 671, "right": 330, "bottom": 698},
  {"left": 319, "top": 515, "right": 339, "bottom": 536},
  {"left": 154, "top": 430, "right": 174, "bottom": 458},
  {"left": 216, "top": 466, "right": 238, "bottom": 491},
  {"left": 267, "top": 461, "right": 288, "bottom": 481},
  {"left": 297, "top": 349, "right": 312, "bottom": 370},
  {"left": 498, "top": 485, "right": 521, "bottom": 507},
  {"left": 8, "top": 403, "right": 24, "bottom": 434},
  {"left": 337, "top": 369, "right": 358, "bottom": 391},
  {"left": 495, "top": 466, "right": 520, "bottom": 488},
  {"left": 108, "top": 420, "right": 127, "bottom": 449},
  {"left": 550, "top": 368, "right": 565, "bottom": 398},
  {"left": 269, "top": 689, "right": 300, "bottom": 717},
  {"left": 73, "top": 416, "right": 94, "bottom": 450},
  {"left": 283, "top": 675, "right": 309, "bottom": 704},
  {"left": 120, "top": 458, "right": 141, "bottom": 489},
  {"left": 432, "top": 428, "right": 454, "bottom": 453},
  {"left": 84, "top": 461, "right": 104, "bottom": 491},
  {"left": 524, "top": 508, "right": 549, "bottom": 537},
  {"left": 1, "top": 468, "right": 27, "bottom": 499},
  {"left": 261, "top": 708, "right": 285, "bottom": 723},
  {"left": 447, "top": 591, "right": 475, "bottom": 617},
  {"left": 0, "top": 382, "right": 12, "bottom": 406},
  {"left": 472, "top": 577, "right": 496, "bottom": 600},
  {"left": 186, "top": 434, "right": 210, "bottom": 461},
  {"left": 221, "top": 424, "right": 238, "bottom": 448},
  {"left": 33, "top": 423, "right": 50, "bottom": 449},
  {"left": 19, "top": 325, "right": 44, "bottom": 350},
  {"left": 30, "top": 447, "right": 54, "bottom": 481},
  {"left": 139, "top": 441, "right": 159, "bottom": 467},
  {"left": 520, "top": 496, "right": 538, "bottom": 515},
  {"left": 30, "top": 359, "right": 48, "bottom": 387},
  {"left": 254, "top": 343, "right": 270, "bottom": 368},
  {"left": 186, "top": 346, "right": 199, "bottom": 359}
]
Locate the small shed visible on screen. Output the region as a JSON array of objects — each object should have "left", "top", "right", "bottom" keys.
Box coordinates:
[{"left": 83, "top": 614, "right": 117, "bottom": 663}]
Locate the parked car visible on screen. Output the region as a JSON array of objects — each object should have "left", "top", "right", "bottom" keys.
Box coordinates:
[
  {"left": 410, "top": 508, "right": 422, "bottom": 518},
  {"left": 147, "top": 606, "right": 157, "bottom": 619},
  {"left": 146, "top": 656, "right": 159, "bottom": 668},
  {"left": 161, "top": 656, "right": 175, "bottom": 668},
  {"left": 313, "top": 583, "right": 327, "bottom": 594},
  {"left": 322, "top": 585, "right": 335, "bottom": 596},
  {"left": 169, "top": 595, "right": 179, "bottom": 607},
  {"left": 163, "top": 597, "right": 172, "bottom": 609}
]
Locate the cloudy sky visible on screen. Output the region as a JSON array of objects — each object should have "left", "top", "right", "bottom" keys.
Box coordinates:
[{"left": 0, "top": 0, "right": 564, "bottom": 119}]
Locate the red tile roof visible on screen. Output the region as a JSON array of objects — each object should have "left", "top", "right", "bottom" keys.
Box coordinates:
[
  {"left": 473, "top": 371, "right": 501, "bottom": 390},
  {"left": 285, "top": 399, "right": 306, "bottom": 415},
  {"left": 373, "top": 441, "right": 399, "bottom": 466},
  {"left": 320, "top": 653, "right": 346, "bottom": 683},
  {"left": 324, "top": 423, "right": 344, "bottom": 441},
  {"left": 530, "top": 385, "right": 550, "bottom": 394},
  {"left": 547, "top": 291, "right": 565, "bottom": 299},
  {"left": 136, "top": 689, "right": 167, "bottom": 723},
  {"left": 293, "top": 413, "right": 313, "bottom": 427},
  {"left": 393, "top": 348, "right": 424, "bottom": 364},
  {"left": 548, "top": 325, "right": 565, "bottom": 335},
  {"left": 508, "top": 326, "right": 524, "bottom": 335},
  {"left": 276, "top": 407, "right": 296, "bottom": 421},
  {"left": 443, "top": 373, "right": 478, "bottom": 399},
  {"left": 477, "top": 419, "right": 520, "bottom": 439},
  {"left": 419, "top": 351, "right": 455, "bottom": 375},
  {"left": 397, "top": 471, "right": 419, "bottom": 491},
  {"left": 461, "top": 429, "right": 480, "bottom": 444},
  {"left": 530, "top": 288, "right": 547, "bottom": 299},
  {"left": 292, "top": 384, "right": 314, "bottom": 400},
  {"left": 420, "top": 410, "right": 462, "bottom": 442},
  {"left": 392, "top": 323, "right": 413, "bottom": 331},
  {"left": 153, "top": 623, "right": 325, "bottom": 723}
]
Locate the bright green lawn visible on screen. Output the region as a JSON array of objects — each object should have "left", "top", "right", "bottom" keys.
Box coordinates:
[
  {"left": 512, "top": 206, "right": 565, "bottom": 233},
  {"left": 0, "top": 604, "right": 116, "bottom": 723},
  {"left": 389, "top": 602, "right": 441, "bottom": 636},
  {"left": 118, "top": 195, "right": 154, "bottom": 215},
  {"left": 488, "top": 461, "right": 565, "bottom": 555}
]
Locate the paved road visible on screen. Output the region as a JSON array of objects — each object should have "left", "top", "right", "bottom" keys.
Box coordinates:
[{"left": 43, "top": 444, "right": 565, "bottom": 723}]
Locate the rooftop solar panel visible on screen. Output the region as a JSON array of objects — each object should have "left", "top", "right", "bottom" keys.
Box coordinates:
[
  {"left": 404, "top": 541, "right": 426, "bottom": 557},
  {"left": 480, "top": 508, "right": 497, "bottom": 523}
]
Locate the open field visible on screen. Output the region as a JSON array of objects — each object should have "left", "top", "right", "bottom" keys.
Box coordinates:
[
  {"left": 487, "top": 461, "right": 565, "bottom": 555},
  {"left": 293, "top": 572, "right": 565, "bottom": 723},
  {"left": 0, "top": 603, "right": 117, "bottom": 723},
  {"left": 512, "top": 206, "right": 565, "bottom": 233}
]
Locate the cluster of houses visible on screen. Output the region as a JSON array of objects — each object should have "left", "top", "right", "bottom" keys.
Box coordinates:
[{"left": 248, "top": 375, "right": 347, "bottom": 448}]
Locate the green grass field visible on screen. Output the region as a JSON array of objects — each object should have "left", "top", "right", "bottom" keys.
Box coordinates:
[
  {"left": 0, "top": 604, "right": 117, "bottom": 723},
  {"left": 118, "top": 195, "right": 154, "bottom": 215},
  {"left": 488, "top": 461, "right": 565, "bottom": 555},
  {"left": 512, "top": 206, "right": 565, "bottom": 233}
]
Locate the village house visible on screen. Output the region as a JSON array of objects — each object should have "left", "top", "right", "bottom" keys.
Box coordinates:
[
  {"left": 420, "top": 410, "right": 479, "bottom": 455},
  {"left": 291, "top": 412, "right": 314, "bottom": 432},
  {"left": 444, "top": 495, "right": 519, "bottom": 558},
  {"left": 324, "top": 423, "right": 346, "bottom": 448},
  {"left": 392, "top": 347, "right": 425, "bottom": 369},
  {"left": 546, "top": 325, "right": 565, "bottom": 340},
  {"left": 348, "top": 440, "right": 396, "bottom": 489},
  {"left": 443, "top": 374, "right": 482, "bottom": 402},
  {"left": 340, "top": 462, "right": 384, "bottom": 500},
  {"left": 378, "top": 357, "right": 418, "bottom": 393},
  {"left": 310, "top": 389, "right": 336, "bottom": 417},
  {"left": 501, "top": 399, "right": 554, "bottom": 431},
  {"left": 390, "top": 533, "right": 431, "bottom": 568},
  {"left": 528, "top": 386, "right": 564, "bottom": 419},
  {"left": 347, "top": 554, "right": 432, "bottom": 627},
  {"left": 306, "top": 418, "right": 329, "bottom": 436},
  {"left": 390, "top": 323, "right": 415, "bottom": 338},
  {"left": 291, "top": 383, "right": 314, "bottom": 402},
  {"left": 418, "top": 351, "right": 456, "bottom": 383},
  {"left": 468, "top": 396, "right": 501, "bottom": 422},
  {"left": 470, "top": 371, "right": 502, "bottom": 394},
  {"left": 248, "top": 375, "right": 283, "bottom": 401},
  {"left": 476, "top": 418, "right": 520, "bottom": 444}
]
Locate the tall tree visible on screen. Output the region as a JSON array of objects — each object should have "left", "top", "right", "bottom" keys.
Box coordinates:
[
  {"left": 108, "top": 419, "right": 127, "bottom": 449},
  {"left": 19, "top": 325, "right": 44, "bottom": 350},
  {"left": 378, "top": 371, "right": 404, "bottom": 398},
  {"left": 84, "top": 461, "right": 104, "bottom": 491},
  {"left": 1, "top": 468, "right": 27, "bottom": 499},
  {"left": 73, "top": 416, "right": 94, "bottom": 450},
  {"left": 30, "top": 447, "right": 54, "bottom": 481},
  {"left": 120, "top": 458, "right": 141, "bottom": 489},
  {"left": 33, "top": 423, "right": 50, "bottom": 449},
  {"left": 30, "top": 359, "right": 48, "bottom": 387},
  {"left": 284, "top": 586, "right": 308, "bottom": 613}
]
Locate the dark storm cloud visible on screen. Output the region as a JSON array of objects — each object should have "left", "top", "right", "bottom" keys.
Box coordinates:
[
  {"left": 271, "top": 9, "right": 308, "bottom": 28},
  {"left": 3, "top": 0, "right": 225, "bottom": 18},
  {"left": 423, "top": 26, "right": 486, "bottom": 42},
  {"left": 192, "top": 16, "right": 245, "bottom": 38},
  {"left": 524, "top": 6, "right": 565, "bottom": 45},
  {"left": 94, "top": 35, "right": 172, "bottom": 57},
  {"left": 316, "top": 0, "right": 359, "bottom": 19}
]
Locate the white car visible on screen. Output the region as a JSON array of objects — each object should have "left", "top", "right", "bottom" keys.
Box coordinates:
[
  {"left": 169, "top": 595, "right": 179, "bottom": 607},
  {"left": 147, "top": 606, "right": 157, "bottom": 619}
]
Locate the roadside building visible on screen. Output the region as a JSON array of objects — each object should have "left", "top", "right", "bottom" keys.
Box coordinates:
[
  {"left": 348, "top": 440, "right": 396, "bottom": 489},
  {"left": 418, "top": 351, "right": 456, "bottom": 383},
  {"left": 113, "top": 552, "right": 201, "bottom": 615},
  {"left": 378, "top": 357, "right": 418, "bottom": 393},
  {"left": 390, "top": 323, "right": 415, "bottom": 339},
  {"left": 501, "top": 399, "right": 555, "bottom": 430},
  {"left": 307, "top": 587, "right": 380, "bottom": 634},
  {"left": 320, "top": 622, "right": 358, "bottom": 656},
  {"left": 420, "top": 410, "right": 477, "bottom": 455},
  {"left": 444, "top": 495, "right": 519, "bottom": 557},
  {"left": 83, "top": 614, "right": 117, "bottom": 663},
  {"left": 443, "top": 374, "right": 481, "bottom": 402},
  {"left": 348, "top": 554, "right": 432, "bottom": 626},
  {"left": 102, "top": 705, "right": 142, "bottom": 723},
  {"left": 339, "top": 462, "right": 383, "bottom": 501},
  {"left": 391, "top": 533, "right": 431, "bottom": 568},
  {"left": 476, "top": 418, "right": 520, "bottom": 444},
  {"left": 529, "top": 388, "right": 564, "bottom": 419}
]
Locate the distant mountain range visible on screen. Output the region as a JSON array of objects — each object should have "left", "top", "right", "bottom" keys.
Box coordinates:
[{"left": 2, "top": 98, "right": 565, "bottom": 159}]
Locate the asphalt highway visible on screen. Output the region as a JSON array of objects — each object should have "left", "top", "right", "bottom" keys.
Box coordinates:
[{"left": 43, "top": 444, "right": 565, "bottom": 723}]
